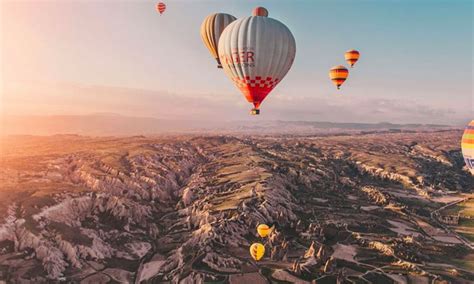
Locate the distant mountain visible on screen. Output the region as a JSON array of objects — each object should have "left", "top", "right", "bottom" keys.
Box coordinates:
[
  {"left": 1, "top": 114, "right": 456, "bottom": 136},
  {"left": 1, "top": 114, "right": 206, "bottom": 136}
]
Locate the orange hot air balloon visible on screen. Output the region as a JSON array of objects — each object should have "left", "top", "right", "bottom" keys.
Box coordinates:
[
  {"left": 329, "top": 65, "right": 349, "bottom": 89},
  {"left": 257, "top": 224, "right": 273, "bottom": 237},
  {"left": 253, "top": 7, "right": 269, "bottom": 17},
  {"left": 345, "top": 50, "right": 360, "bottom": 67},
  {"left": 156, "top": 2, "right": 166, "bottom": 15}
]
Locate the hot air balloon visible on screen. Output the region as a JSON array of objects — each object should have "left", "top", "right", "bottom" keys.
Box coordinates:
[
  {"left": 250, "top": 243, "right": 265, "bottom": 261},
  {"left": 345, "top": 50, "right": 360, "bottom": 67},
  {"left": 200, "top": 13, "right": 237, "bottom": 68},
  {"left": 156, "top": 2, "right": 166, "bottom": 15},
  {"left": 218, "top": 11, "right": 296, "bottom": 115},
  {"left": 329, "top": 65, "right": 349, "bottom": 90},
  {"left": 253, "top": 7, "right": 269, "bottom": 17},
  {"left": 257, "top": 224, "right": 272, "bottom": 238},
  {"left": 462, "top": 120, "right": 474, "bottom": 175}
]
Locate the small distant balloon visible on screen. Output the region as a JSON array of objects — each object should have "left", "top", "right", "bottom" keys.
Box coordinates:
[
  {"left": 345, "top": 50, "right": 360, "bottom": 68},
  {"left": 329, "top": 65, "right": 349, "bottom": 90},
  {"left": 252, "top": 7, "right": 269, "bottom": 17},
  {"left": 156, "top": 2, "right": 166, "bottom": 15},
  {"left": 250, "top": 243, "right": 265, "bottom": 261},
  {"left": 462, "top": 120, "right": 474, "bottom": 175},
  {"left": 257, "top": 224, "right": 271, "bottom": 238}
]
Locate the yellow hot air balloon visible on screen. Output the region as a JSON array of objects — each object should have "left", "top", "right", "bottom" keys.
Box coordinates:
[
  {"left": 329, "top": 65, "right": 349, "bottom": 90},
  {"left": 345, "top": 49, "right": 360, "bottom": 67},
  {"left": 250, "top": 243, "right": 265, "bottom": 261},
  {"left": 200, "top": 13, "right": 236, "bottom": 68},
  {"left": 257, "top": 224, "right": 272, "bottom": 238},
  {"left": 462, "top": 120, "right": 474, "bottom": 175}
]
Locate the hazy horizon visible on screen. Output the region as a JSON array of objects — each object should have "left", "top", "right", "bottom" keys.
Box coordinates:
[{"left": 0, "top": 112, "right": 463, "bottom": 137}]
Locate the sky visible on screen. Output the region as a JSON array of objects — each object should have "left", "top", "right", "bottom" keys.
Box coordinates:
[{"left": 1, "top": 0, "right": 473, "bottom": 125}]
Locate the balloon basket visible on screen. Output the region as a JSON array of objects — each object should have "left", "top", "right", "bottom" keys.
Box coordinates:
[{"left": 251, "top": 109, "right": 260, "bottom": 115}]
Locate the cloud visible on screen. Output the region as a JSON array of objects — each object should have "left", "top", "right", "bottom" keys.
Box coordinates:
[
  {"left": 264, "top": 94, "right": 465, "bottom": 124},
  {"left": 2, "top": 80, "right": 468, "bottom": 125}
]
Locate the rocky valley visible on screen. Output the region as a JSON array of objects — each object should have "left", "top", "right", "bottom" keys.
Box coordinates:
[{"left": 0, "top": 130, "right": 473, "bottom": 283}]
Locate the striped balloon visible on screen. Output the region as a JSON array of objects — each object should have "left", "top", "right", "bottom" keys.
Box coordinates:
[
  {"left": 461, "top": 120, "right": 474, "bottom": 175},
  {"left": 250, "top": 243, "right": 265, "bottom": 261},
  {"left": 345, "top": 49, "right": 360, "bottom": 67},
  {"left": 329, "top": 65, "right": 349, "bottom": 89},
  {"left": 200, "top": 13, "right": 237, "bottom": 68},
  {"left": 156, "top": 2, "right": 166, "bottom": 15},
  {"left": 252, "top": 7, "right": 269, "bottom": 17},
  {"left": 218, "top": 16, "right": 296, "bottom": 114}
]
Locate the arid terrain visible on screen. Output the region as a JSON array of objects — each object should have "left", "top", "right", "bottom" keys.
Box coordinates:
[{"left": 0, "top": 130, "right": 473, "bottom": 283}]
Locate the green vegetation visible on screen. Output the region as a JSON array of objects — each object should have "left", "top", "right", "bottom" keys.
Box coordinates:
[
  {"left": 442, "top": 199, "right": 474, "bottom": 217},
  {"left": 459, "top": 199, "right": 474, "bottom": 217},
  {"left": 451, "top": 253, "right": 474, "bottom": 272},
  {"left": 442, "top": 199, "right": 474, "bottom": 244}
]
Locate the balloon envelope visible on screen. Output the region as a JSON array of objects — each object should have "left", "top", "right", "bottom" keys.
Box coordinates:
[
  {"left": 218, "top": 16, "right": 296, "bottom": 113},
  {"left": 200, "top": 13, "right": 237, "bottom": 68},
  {"left": 345, "top": 50, "right": 360, "bottom": 67},
  {"left": 257, "top": 224, "right": 271, "bottom": 238},
  {"left": 156, "top": 2, "right": 166, "bottom": 15},
  {"left": 250, "top": 243, "right": 265, "bottom": 261},
  {"left": 462, "top": 120, "right": 474, "bottom": 175},
  {"left": 329, "top": 65, "right": 349, "bottom": 89}
]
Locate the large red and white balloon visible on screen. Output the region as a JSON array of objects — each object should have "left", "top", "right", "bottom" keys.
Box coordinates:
[{"left": 218, "top": 10, "right": 296, "bottom": 114}]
